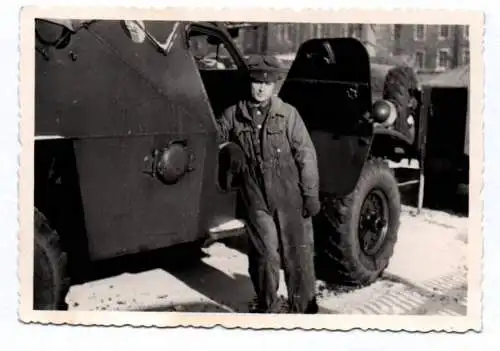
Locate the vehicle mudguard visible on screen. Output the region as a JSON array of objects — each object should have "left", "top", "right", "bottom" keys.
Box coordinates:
[
  {"left": 370, "top": 126, "right": 420, "bottom": 161},
  {"left": 278, "top": 37, "right": 374, "bottom": 198}
]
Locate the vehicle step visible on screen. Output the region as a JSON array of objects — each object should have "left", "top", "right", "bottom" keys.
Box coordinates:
[{"left": 203, "top": 219, "right": 247, "bottom": 247}]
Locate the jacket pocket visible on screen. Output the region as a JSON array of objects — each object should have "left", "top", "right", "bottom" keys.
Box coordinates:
[{"left": 266, "top": 122, "right": 288, "bottom": 154}]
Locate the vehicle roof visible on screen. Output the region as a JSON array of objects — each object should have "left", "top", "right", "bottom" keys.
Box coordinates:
[
  {"left": 41, "top": 18, "right": 228, "bottom": 32},
  {"left": 423, "top": 65, "right": 470, "bottom": 88}
]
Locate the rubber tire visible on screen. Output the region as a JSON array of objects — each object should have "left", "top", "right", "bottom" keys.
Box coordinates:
[
  {"left": 33, "top": 208, "right": 70, "bottom": 310},
  {"left": 317, "top": 158, "right": 401, "bottom": 286},
  {"left": 382, "top": 65, "right": 419, "bottom": 143},
  {"left": 382, "top": 66, "right": 419, "bottom": 107}
]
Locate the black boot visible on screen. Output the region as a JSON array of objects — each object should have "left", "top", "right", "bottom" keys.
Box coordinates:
[
  {"left": 304, "top": 297, "right": 319, "bottom": 314},
  {"left": 248, "top": 296, "right": 289, "bottom": 314}
]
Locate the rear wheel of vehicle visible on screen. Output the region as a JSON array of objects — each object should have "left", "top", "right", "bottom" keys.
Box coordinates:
[
  {"left": 33, "top": 208, "right": 70, "bottom": 310},
  {"left": 315, "top": 158, "right": 401, "bottom": 286}
]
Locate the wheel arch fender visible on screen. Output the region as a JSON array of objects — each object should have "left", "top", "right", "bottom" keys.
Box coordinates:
[
  {"left": 34, "top": 138, "right": 91, "bottom": 274},
  {"left": 369, "top": 127, "right": 419, "bottom": 162}
]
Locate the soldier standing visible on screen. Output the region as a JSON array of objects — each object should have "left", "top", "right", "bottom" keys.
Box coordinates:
[{"left": 217, "top": 55, "right": 321, "bottom": 314}]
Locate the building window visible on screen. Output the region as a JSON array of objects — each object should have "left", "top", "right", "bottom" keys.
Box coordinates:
[
  {"left": 463, "top": 48, "right": 470, "bottom": 65},
  {"left": 342, "top": 24, "right": 348, "bottom": 37},
  {"left": 436, "top": 48, "right": 450, "bottom": 71},
  {"left": 275, "top": 24, "right": 283, "bottom": 43},
  {"left": 393, "top": 24, "right": 402, "bottom": 41},
  {"left": 280, "top": 24, "right": 289, "bottom": 43},
  {"left": 308, "top": 24, "right": 314, "bottom": 38},
  {"left": 285, "top": 24, "right": 291, "bottom": 43},
  {"left": 348, "top": 24, "right": 363, "bottom": 38},
  {"left": 415, "top": 50, "right": 425, "bottom": 69},
  {"left": 439, "top": 25, "right": 450, "bottom": 39},
  {"left": 414, "top": 25, "right": 425, "bottom": 41},
  {"left": 464, "top": 25, "right": 469, "bottom": 39}
]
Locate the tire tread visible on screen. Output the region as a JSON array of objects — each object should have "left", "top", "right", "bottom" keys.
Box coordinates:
[
  {"left": 318, "top": 158, "right": 401, "bottom": 286},
  {"left": 34, "top": 208, "right": 70, "bottom": 310}
]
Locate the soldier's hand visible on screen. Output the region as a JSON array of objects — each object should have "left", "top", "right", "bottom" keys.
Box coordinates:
[
  {"left": 303, "top": 196, "right": 321, "bottom": 218},
  {"left": 218, "top": 142, "right": 247, "bottom": 191},
  {"left": 220, "top": 142, "right": 246, "bottom": 174}
]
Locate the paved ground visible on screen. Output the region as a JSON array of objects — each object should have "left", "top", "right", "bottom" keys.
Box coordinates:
[{"left": 66, "top": 204, "right": 468, "bottom": 315}]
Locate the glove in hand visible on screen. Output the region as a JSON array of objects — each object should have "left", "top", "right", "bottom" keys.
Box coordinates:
[
  {"left": 224, "top": 142, "right": 246, "bottom": 174},
  {"left": 218, "top": 142, "right": 247, "bottom": 191},
  {"left": 303, "top": 196, "right": 321, "bottom": 218}
]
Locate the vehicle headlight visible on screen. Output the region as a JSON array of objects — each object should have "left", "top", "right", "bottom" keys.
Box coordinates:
[{"left": 371, "top": 99, "right": 398, "bottom": 126}]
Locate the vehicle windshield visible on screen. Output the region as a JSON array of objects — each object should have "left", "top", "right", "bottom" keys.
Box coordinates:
[{"left": 188, "top": 31, "right": 237, "bottom": 70}]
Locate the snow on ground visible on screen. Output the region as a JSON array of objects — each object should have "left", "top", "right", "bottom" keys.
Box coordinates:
[{"left": 66, "top": 204, "right": 469, "bottom": 316}]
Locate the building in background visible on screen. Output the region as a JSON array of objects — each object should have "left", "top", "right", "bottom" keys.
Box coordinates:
[
  {"left": 392, "top": 24, "right": 469, "bottom": 73},
  {"left": 233, "top": 23, "right": 469, "bottom": 75}
]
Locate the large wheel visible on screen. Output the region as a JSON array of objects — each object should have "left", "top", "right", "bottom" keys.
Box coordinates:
[
  {"left": 315, "top": 158, "right": 401, "bottom": 286},
  {"left": 33, "top": 208, "right": 70, "bottom": 310}
]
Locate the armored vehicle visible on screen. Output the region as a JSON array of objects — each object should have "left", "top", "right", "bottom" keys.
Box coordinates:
[{"left": 33, "top": 19, "right": 424, "bottom": 311}]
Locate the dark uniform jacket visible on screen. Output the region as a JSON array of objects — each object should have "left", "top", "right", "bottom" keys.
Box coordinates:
[{"left": 217, "top": 96, "right": 319, "bottom": 214}]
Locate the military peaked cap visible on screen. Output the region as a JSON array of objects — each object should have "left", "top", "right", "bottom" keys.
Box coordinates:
[{"left": 246, "top": 55, "right": 285, "bottom": 83}]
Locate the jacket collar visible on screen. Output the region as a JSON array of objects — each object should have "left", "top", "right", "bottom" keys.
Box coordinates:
[{"left": 237, "top": 96, "right": 285, "bottom": 123}]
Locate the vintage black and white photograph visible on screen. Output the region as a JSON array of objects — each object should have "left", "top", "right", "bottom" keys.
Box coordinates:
[{"left": 18, "top": 7, "right": 483, "bottom": 331}]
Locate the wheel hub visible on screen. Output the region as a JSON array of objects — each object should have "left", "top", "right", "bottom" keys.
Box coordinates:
[{"left": 358, "top": 189, "right": 389, "bottom": 256}]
